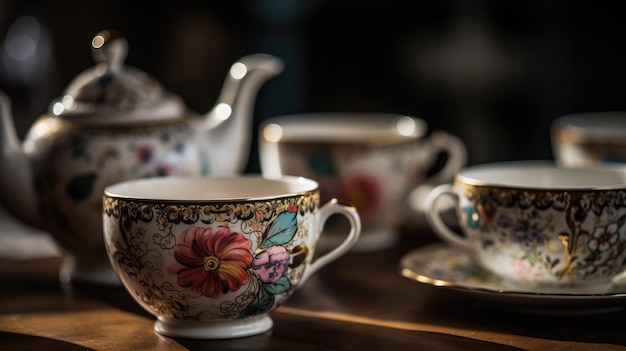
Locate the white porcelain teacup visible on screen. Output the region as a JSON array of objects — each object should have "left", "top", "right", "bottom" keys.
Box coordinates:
[
  {"left": 552, "top": 112, "right": 626, "bottom": 166},
  {"left": 259, "top": 113, "right": 466, "bottom": 251},
  {"left": 102, "top": 176, "right": 360, "bottom": 339},
  {"left": 425, "top": 161, "right": 626, "bottom": 293}
]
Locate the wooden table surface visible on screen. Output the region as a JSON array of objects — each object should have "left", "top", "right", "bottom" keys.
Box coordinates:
[{"left": 2, "top": 220, "right": 626, "bottom": 351}]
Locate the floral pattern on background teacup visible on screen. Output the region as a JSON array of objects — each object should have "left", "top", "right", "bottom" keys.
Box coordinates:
[
  {"left": 103, "top": 192, "right": 317, "bottom": 321},
  {"left": 274, "top": 141, "right": 420, "bottom": 235},
  {"left": 457, "top": 183, "right": 626, "bottom": 288}
]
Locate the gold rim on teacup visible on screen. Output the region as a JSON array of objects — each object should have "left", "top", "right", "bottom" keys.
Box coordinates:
[
  {"left": 552, "top": 112, "right": 626, "bottom": 144},
  {"left": 261, "top": 113, "right": 426, "bottom": 146},
  {"left": 104, "top": 175, "right": 320, "bottom": 202},
  {"left": 454, "top": 160, "right": 626, "bottom": 190}
]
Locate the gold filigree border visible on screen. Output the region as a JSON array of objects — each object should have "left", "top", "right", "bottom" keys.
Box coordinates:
[
  {"left": 457, "top": 181, "right": 626, "bottom": 214},
  {"left": 103, "top": 190, "right": 319, "bottom": 224}
]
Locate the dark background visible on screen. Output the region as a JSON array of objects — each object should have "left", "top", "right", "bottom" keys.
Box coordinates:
[{"left": 1, "top": 0, "right": 625, "bottom": 172}]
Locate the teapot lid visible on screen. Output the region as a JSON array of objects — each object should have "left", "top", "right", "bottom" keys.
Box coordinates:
[{"left": 49, "top": 31, "right": 185, "bottom": 125}]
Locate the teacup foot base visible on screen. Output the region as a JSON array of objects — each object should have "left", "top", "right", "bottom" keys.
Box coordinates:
[{"left": 155, "top": 314, "right": 273, "bottom": 339}]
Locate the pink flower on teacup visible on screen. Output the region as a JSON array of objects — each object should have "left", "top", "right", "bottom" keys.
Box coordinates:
[
  {"left": 252, "top": 245, "right": 289, "bottom": 283},
  {"left": 588, "top": 223, "right": 619, "bottom": 252},
  {"left": 512, "top": 259, "right": 534, "bottom": 282},
  {"left": 172, "top": 226, "right": 253, "bottom": 299}
]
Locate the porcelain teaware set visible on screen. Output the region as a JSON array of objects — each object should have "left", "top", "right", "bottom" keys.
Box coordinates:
[{"left": 2, "top": 30, "right": 626, "bottom": 338}]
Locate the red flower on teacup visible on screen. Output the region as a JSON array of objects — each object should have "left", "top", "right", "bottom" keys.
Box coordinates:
[
  {"left": 340, "top": 173, "right": 382, "bottom": 216},
  {"left": 252, "top": 245, "right": 289, "bottom": 283},
  {"left": 136, "top": 144, "right": 154, "bottom": 163},
  {"left": 172, "top": 226, "right": 253, "bottom": 299}
]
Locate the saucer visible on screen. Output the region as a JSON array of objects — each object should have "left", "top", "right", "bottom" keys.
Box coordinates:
[{"left": 399, "top": 243, "right": 626, "bottom": 315}]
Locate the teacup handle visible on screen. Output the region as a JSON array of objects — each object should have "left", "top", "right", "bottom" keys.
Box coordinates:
[
  {"left": 425, "top": 184, "right": 473, "bottom": 250},
  {"left": 299, "top": 199, "right": 361, "bottom": 284},
  {"left": 424, "top": 131, "right": 467, "bottom": 184}
]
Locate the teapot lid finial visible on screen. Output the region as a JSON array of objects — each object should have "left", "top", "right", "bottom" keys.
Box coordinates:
[
  {"left": 49, "top": 30, "right": 185, "bottom": 125},
  {"left": 91, "top": 30, "right": 127, "bottom": 74}
]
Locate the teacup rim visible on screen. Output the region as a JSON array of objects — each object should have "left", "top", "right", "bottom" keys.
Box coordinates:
[
  {"left": 455, "top": 160, "right": 626, "bottom": 190},
  {"left": 552, "top": 111, "right": 626, "bottom": 142},
  {"left": 103, "top": 175, "right": 319, "bottom": 202},
  {"left": 260, "top": 112, "right": 428, "bottom": 145}
]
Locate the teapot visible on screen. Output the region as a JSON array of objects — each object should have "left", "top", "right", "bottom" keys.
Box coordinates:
[{"left": 0, "top": 31, "right": 283, "bottom": 285}]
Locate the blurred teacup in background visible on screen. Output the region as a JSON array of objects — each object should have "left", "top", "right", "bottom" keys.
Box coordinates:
[
  {"left": 426, "top": 161, "right": 626, "bottom": 293},
  {"left": 103, "top": 176, "right": 360, "bottom": 339},
  {"left": 260, "top": 113, "right": 466, "bottom": 251},
  {"left": 552, "top": 112, "right": 626, "bottom": 166}
]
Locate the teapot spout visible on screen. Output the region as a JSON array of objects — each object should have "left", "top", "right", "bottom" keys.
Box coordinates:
[
  {"left": 0, "top": 90, "right": 40, "bottom": 228},
  {"left": 201, "top": 54, "right": 284, "bottom": 175}
]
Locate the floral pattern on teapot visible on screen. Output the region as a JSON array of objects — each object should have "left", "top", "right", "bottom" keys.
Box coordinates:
[
  {"left": 58, "top": 124, "right": 206, "bottom": 202},
  {"left": 28, "top": 119, "right": 203, "bottom": 256}
]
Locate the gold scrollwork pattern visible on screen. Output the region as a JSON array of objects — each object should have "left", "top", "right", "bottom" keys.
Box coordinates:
[
  {"left": 103, "top": 190, "right": 319, "bottom": 321},
  {"left": 458, "top": 182, "right": 626, "bottom": 283}
]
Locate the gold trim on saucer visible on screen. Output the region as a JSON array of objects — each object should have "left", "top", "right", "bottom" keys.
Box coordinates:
[{"left": 399, "top": 243, "right": 626, "bottom": 298}]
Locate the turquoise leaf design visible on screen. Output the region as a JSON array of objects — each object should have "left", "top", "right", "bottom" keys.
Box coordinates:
[
  {"left": 66, "top": 172, "right": 98, "bottom": 201},
  {"left": 263, "top": 275, "right": 291, "bottom": 295},
  {"left": 463, "top": 206, "right": 480, "bottom": 229},
  {"left": 262, "top": 211, "right": 297, "bottom": 248},
  {"left": 308, "top": 153, "right": 334, "bottom": 175},
  {"left": 239, "top": 278, "right": 275, "bottom": 318}
]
